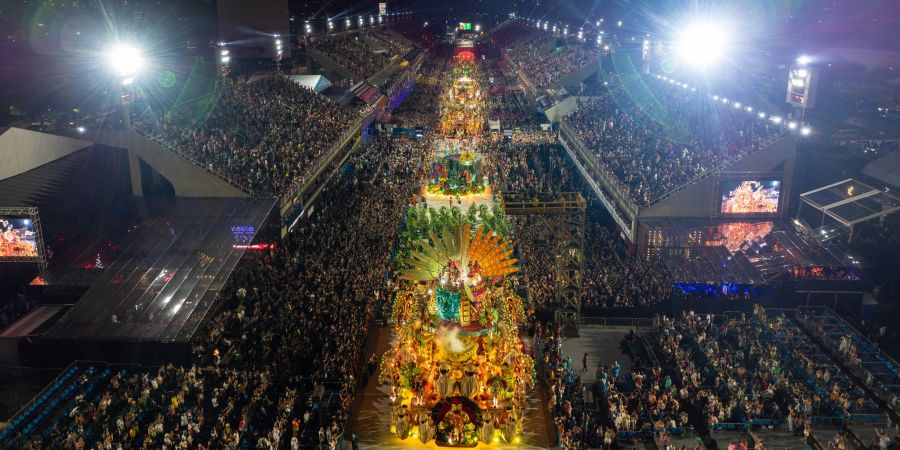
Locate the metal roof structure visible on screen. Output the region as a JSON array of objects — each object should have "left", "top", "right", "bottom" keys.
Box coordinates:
[
  {"left": 799, "top": 179, "right": 900, "bottom": 235},
  {"left": 44, "top": 197, "right": 276, "bottom": 343}
]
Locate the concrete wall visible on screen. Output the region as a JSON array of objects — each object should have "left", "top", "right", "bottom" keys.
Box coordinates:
[
  {"left": 543, "top": 96, "right": 591, "bottom": 123},
  {"left": 91, "top": 130, "right": 249, "bottom": 198},
  {"left": 554, "top": 62, "right": 599, "bottom": 93},
  {"left": 0, "top": 128, "right": 92, "bottom": 181},
  {"left": 639, "top": 134, "right": 800, "bottom": 219}
]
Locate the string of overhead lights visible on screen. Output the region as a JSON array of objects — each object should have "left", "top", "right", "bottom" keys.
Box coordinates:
[{"left": 651, "top": 73, "right": 812, "bottom": 136}]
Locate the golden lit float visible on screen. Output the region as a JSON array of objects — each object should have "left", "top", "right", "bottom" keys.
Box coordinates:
[{"left": 381, "top": 222, "right": 534, "bottom": 446}]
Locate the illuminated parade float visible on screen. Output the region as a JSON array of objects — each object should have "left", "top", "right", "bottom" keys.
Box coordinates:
[
  {"left": 427, "top": 51, "right": 488, "bottom": 197},
  {"left": 380, "top": 222, "right": 533, "bottom": 446},
  {"left": 380, "top": 51, "right": 534, "bottom": 447},
  {"left": 429, "top": 150, "right": 485, "bottom": 196}
]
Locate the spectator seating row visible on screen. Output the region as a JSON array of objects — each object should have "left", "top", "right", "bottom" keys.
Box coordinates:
[{"left": 798, "top": 307, "right": 900, "bottom": 414}]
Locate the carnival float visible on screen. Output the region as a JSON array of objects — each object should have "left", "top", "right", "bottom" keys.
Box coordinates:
[
  {"left": 381, "top": 221, "right": 534, "bottom": 446},
  {"left": 429, "top": 149, "right": 485, "bottom": 196},
  {"left": 427, "top": 54, "right": 487, "bottom": 197}
]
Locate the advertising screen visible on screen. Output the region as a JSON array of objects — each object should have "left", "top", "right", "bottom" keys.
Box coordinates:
[
  {"left": 0, "top": 217, "right": 39, "bottom": 259},
  {"left": 458, "top": 22, "right": 472, "bottom": 31},
  {"left": 720, "top": 180, "right": 781, "bottom": 214}
]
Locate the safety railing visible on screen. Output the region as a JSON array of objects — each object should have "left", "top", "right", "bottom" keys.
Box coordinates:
[
  {"left": 133, "top": 127, "right": 254, "bottom": 195},
  {"left": 797, "top": 306, "right": 900, "bottom": 415},
  {"left": 579, "top": 316, "right": 653, "bottom": 329},
  {"left": 279, "top": 118, "right": 365, "bottom": 215},
  {"left": 559, "top": 121, "right": 640, "bottom": 218}
]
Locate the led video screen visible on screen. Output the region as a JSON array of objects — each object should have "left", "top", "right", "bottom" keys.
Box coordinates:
[
  {"left": 720, "top": 180, "right": 781, "bottom": 214},
  {"left": 704, "top": 221, "right": 775, "bottom": 253},
  {"left": 0, "top": 217, "right": 39, "bottom": 259}
]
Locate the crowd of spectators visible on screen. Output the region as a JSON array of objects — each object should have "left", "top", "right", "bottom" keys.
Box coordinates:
[
  {"left": 486, "top": 90, "right": 534, "bottom": 126},
  {"left": 506, "top": 36, "right": 597, "bottom": 89},
  {"left": 652, "top": 305, "right": 892, "bottom": 444},
  {"left": 484, "top": 133, "right": 566, "bottom": 194},
  {"left": 389, "top": 61, "right": 446, "bottom": 128},
  {"left": 565, "top": 75, "right": 785, "bottom": 207},
  {"left": 655, "top": 309, "right": 790, "bottom": 431},
  {"left": 581, "top": 220, "right": 679, "bottom": 309},
  {"left": 136, "top": 75, "right": 359, "bottom": 197},
  {"left": 534, "top": 322, "right": 690, "bottom": 449},
  {"left": 8, "top": 135, "right": 427, "bottom": 450},
  {"left": 310, "top": 31, "right": 397, "bottom": 80},
  {"left": 368, "top": 28, "right": 411, "bottom": 57},
  {"left": 600, "top": 336, "right": 690, "bottom": 437},
  {"left": 532, "top": 304, "right": 895, "bottom": 449},
  {"left": 478, "top": 60, "right": 537, "bottom": 126},
  {"left": 487, "top": 138, "right": 679, "bottom": 310},
  {"left": 535, "top": 322, "right": 605, "bottom": 450}
]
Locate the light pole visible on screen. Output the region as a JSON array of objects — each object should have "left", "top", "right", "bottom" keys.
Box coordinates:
[
  {"left": 105, "top": 43, "right": 145, "bottom": 130},
  {"left": 274, "top": 34, "right": 283, "bottom": 73},
  {"left": 219, "top": 45, "right": 232, "bottom": 92},
  {"left": 787, "top": 56, "right": 817, "bottom": 122}
]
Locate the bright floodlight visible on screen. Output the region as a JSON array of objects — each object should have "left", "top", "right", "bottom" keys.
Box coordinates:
[
  {"left": 797, "top": 55, "right": 813, "bottom": 65},
  {"left": 106, "top": 43, "right": 145, "bottom": 77},
  {"left": 673, "top": 20, "right": 729, "bottom": 71}
]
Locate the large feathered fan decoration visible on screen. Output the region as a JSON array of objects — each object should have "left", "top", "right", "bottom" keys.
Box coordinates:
[{"left": 400, "top": 223, "right": 518, "bottom": 290}]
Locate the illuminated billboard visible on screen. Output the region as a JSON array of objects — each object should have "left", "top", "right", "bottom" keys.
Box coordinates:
[
  {"left": 704, "top": 221, "right": 775, "bottom": 253},
  {"left": 0, "top": 216, "right": 38, "bottom": 260},
  {"left": 720, "top": 180, "right": 781, "bottom": 214},
  {"left": 379, "top": 2, "right": 387, "bottom": 16},
  {"left": 458, "top": 22, "right": 472, "bottom": 31}
]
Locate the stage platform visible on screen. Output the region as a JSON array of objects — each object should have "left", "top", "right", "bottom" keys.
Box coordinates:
[
  {"left": 643, "top": 219, "right": 865, "bottom": 286},
  {"left": 420, "top": 185, "right": 496, "bottom": 211},
  {"left": 35, "top": 197, "right": 277, "bottom": 352}
]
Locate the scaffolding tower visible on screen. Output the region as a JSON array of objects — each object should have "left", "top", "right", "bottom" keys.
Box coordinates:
[{"left": 502, "top": 192, "right": 586, "bottom": 336}]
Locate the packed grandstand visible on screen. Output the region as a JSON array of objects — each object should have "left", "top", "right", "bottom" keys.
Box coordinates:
[{"left": 1, "top": 8, "right": 899, "bottom": 450}]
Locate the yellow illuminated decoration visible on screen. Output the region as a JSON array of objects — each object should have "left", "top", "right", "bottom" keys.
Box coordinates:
[{"left": 382, "top": 221, "right": 533, "bottom": 446}]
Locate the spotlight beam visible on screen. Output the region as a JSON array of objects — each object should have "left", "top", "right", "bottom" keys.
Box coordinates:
[
  {"left": 105, "top": 43, "right": 146, "bottom": 78},
  {"left": 673, "top": 20, "right": 729, "bottom": 72}
]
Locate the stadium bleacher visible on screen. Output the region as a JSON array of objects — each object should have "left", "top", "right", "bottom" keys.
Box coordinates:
[{"left": 564, "top": 74, "right": 785, "bottom": 208}]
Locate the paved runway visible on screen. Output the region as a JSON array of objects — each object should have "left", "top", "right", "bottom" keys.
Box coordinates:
[
  {"left": 559, "top": 325, "right": 634, "bottom": 384},
  {"left": 419, "top": 185, "right": 496, "bottom": 212}
]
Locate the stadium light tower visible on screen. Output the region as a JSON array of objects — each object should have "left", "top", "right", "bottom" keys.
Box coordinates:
[
  {"left": 787, "top": 55, "right": 818, "bottom": 120},
  {"left": 673, "top": 20, "right": 729, "bottom": 72},
  {"left": 105, "top": 42, "right": 146, "bottom": 129},
  {"left": 219, "top": 46, "right": 232, "bottom": 78},
  {"left": 274, "top": 34, "right": 283, "bottom": 73},
  {"left": 106, "top": 44, "right": 146, "bottom": 80}
]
